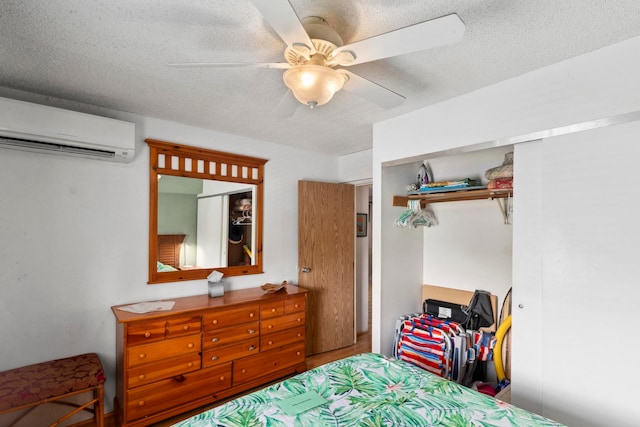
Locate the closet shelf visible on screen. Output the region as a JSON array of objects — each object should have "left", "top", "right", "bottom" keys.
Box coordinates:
[{"left": 393, "top": 188, "right": 512, "bottom": 208}]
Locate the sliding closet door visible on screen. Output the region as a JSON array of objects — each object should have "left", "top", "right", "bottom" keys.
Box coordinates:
[
  {"left": 298, "top": 180, "right": 355, "bottom": 355},
  {"left": 197, "top": 195, "right": 227, "bottom": 267}
]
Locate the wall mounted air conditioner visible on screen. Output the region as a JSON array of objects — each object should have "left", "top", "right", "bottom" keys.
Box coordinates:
[{"left": 0, "top": 96, "right": 135, "bottom": 163}]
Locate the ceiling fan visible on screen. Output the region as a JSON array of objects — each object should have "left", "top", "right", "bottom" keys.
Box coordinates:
[{"left": 169, "top": 0, "right": 465, "bottom": 114}]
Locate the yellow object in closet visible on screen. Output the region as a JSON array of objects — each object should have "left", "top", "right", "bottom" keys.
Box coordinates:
[
  {"left": 243, "top": 245, "right": 252, "bottom": 257},
  {"left": 494, "top": 314, "right": 511, "bottom": 382}
]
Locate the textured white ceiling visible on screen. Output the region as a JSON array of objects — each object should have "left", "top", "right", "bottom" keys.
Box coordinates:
[{"left": 2, "top": 0, "right": 640, "bottom": 155}]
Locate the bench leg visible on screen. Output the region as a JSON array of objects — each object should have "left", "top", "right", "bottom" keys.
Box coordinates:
[
  {"left": 46, "top": 385, "right": 105, "bottom": 427},
  {"left": 95, "top": 384, "right": 104, "bottom": 427}
]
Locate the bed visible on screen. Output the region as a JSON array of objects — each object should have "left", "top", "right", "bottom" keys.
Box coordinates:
[
  {"left": 172, "top": 352, "right": 563, "bottom": 426},
  {"left": 157, "top": 234, "right": 185, "bottom": 271}
]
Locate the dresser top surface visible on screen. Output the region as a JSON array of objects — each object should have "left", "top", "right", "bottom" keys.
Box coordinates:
[{"left": 111, "top": 286, "right": 308, "bottom": 323}]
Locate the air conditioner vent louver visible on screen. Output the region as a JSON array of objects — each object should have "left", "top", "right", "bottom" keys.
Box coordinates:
[
  {"left": 0, "top": 136, "right": 116, "bottom": 159},
  {"left": 0, "top": 96, "right": 135, "bottom": 163}
]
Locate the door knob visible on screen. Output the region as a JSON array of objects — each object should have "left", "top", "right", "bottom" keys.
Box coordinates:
[{"left": 301, "top": 267, "right": 311, "bottom": 273}]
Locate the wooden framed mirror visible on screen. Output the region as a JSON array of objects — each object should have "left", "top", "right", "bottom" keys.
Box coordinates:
[{"left": 147, "top": 139, "right": 267, "bottom": 284}]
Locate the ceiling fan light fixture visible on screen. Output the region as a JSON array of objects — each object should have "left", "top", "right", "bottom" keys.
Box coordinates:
[{"left": 283, "top": 64, "right": 345, "bottom": 108}]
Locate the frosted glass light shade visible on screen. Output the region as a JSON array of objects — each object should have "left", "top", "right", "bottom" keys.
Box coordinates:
[{"left": 283, "top": 65, "right": 345, "bottom": 107}]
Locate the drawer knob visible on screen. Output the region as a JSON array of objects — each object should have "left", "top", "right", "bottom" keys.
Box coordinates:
[
  {"left": 268, "top": 325, "right": 273, "bottom": 329},
  {"left": 241, "top": 369, "right": 247, "bottom": 374},
  {"left": 248, "top": 329, "right": 255, "bottom": 334},
  {"left": 211, "top": 337, "right": 219, "bottom": 343},
  {"left": 187, "top": 343, "right": 194, "bottom": 349},
  {"left": 212, "top": 319, "right": 218, "bottom": 325},
  {"left": 139, "top": 374, "right": 145, "bottom": 380},
  {"left": 297, "top": 318, "right": 302, "bottom": 322},
  {"left": 138, "top": 353, "right": 146, "bottom": 360},
  {"left": 144, "top": 332, "right": 151, "bottom": 338},
  {"left": 211, "top": 356, "right": 219, "bottom": 361},
  {"left": 271, "top": 308, "right": 276, "bottom": 313},
  {"left": 294, "top": 304, "right": 299, "bottom": 308},
  {"left": 249, "top": 313, "right": 255, "bottom": 318},
  {"left": 296, "top": 351, "right": 301, "bottom": 356},
  {"left": 138, "top": 401, "right": 145, "bottom": 407},
  {"left": 268, "top": 340, "right": 273, "bottom": 346},
  {"left": 187, "top": 362, "right": 193, "bottom": 368},
  {"left": 249, "top": 345, "right": 256, "bottom": 351},
  {"left": 183, "top": 325, "right": 189, "bottom": 330},
  {"left": 219, "top": 376, "right": 225, "bottom": 381},
  {"left": 297, "top": 333, "right": 302, "bottom": 337}
]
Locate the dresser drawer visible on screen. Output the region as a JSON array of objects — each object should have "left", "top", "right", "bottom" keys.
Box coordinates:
[
  {"left": 166, "top": 315, "right": 201, "bottom": 338},
  {"left": 126, "top": 363, "right": 231, "bottom": 421},
  {"left": 127, "top": 334, "right": 201, "bottom": 368},
  {"left": 284, "top": 295, "right": 306, "bottom": 314},
  {"left": 127, "top": 353, "right": 201, "bottom": 389},
  {"left": 202, "top": 338, "right": 259, "bottom": 368},
  {"left": 203, "top": 321, "right": 259, "bottom": 349},
  {"left": 203, "top": 304, "right": 259, "bottom": 330},
  {"left": 260, "top": 326, "right": 305, "bottom": 351},
  {"left": 233, "top": 342, "right": 305, "bottom": 385},
  {"left": 262, "top": 312, "right": 306, "bottom": 335},
  {"left": 261, "top": 301, "right": 284, "bottom": 319},
  {"left": 127, "top": 320, "right": 166, "bottom": 346},
  {"left": 113, "top": 289, "right": 309, "bottom": 426}
]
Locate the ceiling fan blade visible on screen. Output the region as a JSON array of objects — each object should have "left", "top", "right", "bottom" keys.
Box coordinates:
[
  {"left": 275, "top": 90, "right": 299, "bottom": 118},
  {"left": 168, "top": 62, "right": 290, "bottom": 69},
  {"left": 250, "top": 0, "right": 315, "bottom": 53},
  {"left": 332, "top": 13, "right": 465, "bottom": 66},
  {"left": 339, "top": 70, "right": 405, "bottom": 109}
]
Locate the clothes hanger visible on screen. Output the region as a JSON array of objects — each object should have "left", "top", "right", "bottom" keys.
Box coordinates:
[{"left": 395, "top": 199, "right": 437, "bottom": 228}]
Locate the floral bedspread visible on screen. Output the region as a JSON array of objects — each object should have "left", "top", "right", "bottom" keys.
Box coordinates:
[{"left": 172, "top": 352, "right": 564, "bottom": 427}]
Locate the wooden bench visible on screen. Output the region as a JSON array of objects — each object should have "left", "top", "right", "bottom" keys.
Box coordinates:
[{"left": 0, "top": 353, "right": 105, "bottom": 427}]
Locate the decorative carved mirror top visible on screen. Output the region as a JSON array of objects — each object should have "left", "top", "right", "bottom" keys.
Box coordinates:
[{"left": 147, "top": 139, "right": 267, "bottom": 284}]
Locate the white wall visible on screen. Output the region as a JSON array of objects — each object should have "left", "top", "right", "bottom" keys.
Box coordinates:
[
  {"left": 355, "top": 186, "right": 370, "bottom": 333},
  {"left": 374, "top": 160, "right": 424, "bottom": 354},
  {"left": 338, "top": 149, "right": 372, "bottom": 184},
  {"left": 375, "top": 35, "right": 640, "bottom": 165},
  {"left": 0, "top": 98, "right": 339, "bottom": 416},
  {"left": 372, "top": 35, "right": 640, "bottom": 426},
  {"left": 421, "top": 147, "right": 513, "bottom": 301}
]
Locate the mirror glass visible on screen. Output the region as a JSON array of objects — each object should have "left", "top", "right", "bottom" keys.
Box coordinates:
[
  {"left": 147, "top": 139, "right": 267, "bottom": 284},
  {"left": 158, "top": 175, "right": 256, "bottom": 269}
]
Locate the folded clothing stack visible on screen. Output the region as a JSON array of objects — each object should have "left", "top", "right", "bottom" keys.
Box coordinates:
[
  {"left": 418, "top": 178, "right": 480, "bottom": 192},
  {"left": 487, "top": 177, "right": 513, "bottom": 189},
  {"left": 485, "top": 152, "right": 513, "bottom": 189}
]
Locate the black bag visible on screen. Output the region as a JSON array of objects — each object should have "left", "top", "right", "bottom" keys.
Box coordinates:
[
  {"left": 423, "top": 289, "right": 495, "bottom": 330},
  {"left": 422, "top": 299, "right": 469, "bottom": 324},
  {"left": 463, "top": 290, "right": 494, "bottom": 330}
]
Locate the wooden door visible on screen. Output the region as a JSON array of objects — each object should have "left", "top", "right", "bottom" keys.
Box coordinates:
[{"left": 298, "top": 180, "right": 355, "bottom": 355}]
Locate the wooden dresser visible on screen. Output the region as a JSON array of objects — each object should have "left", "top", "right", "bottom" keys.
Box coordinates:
[{"left": 111, "top": 286, "right": 308, "bottom": 427}]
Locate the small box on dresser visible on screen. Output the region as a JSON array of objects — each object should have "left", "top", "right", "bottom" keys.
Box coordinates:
[{"left": 111, "top": 286, "right": 308, "bottom": 427}]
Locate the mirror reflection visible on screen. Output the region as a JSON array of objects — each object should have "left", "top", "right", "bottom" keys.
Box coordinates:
[
  {"left": 147, "top": 138, "right": 267, "bottom": 284},
  {"left": 157, "top": 175, "right": 256, "bottom": 271}
]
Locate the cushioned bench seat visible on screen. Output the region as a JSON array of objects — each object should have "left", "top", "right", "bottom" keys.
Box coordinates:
[{"left": 0, "top": 353, "right": 105, "bottom": 426}]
